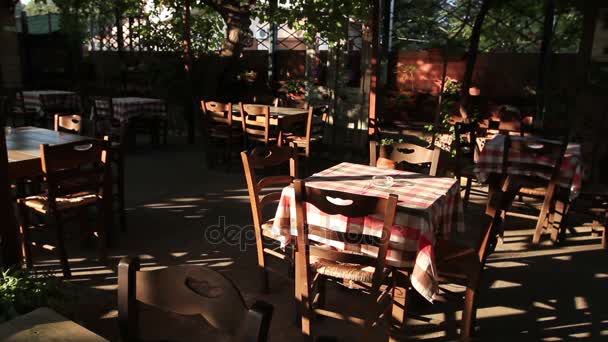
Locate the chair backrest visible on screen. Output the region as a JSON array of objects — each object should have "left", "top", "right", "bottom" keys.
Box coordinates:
[
  {"left": 369, "top": 140, "right": 441, "bottom": 176},
  {"left": 293, "top": 179, "right": 398, "bottom": 290},
  {"left": 117, "top": 257, "right": 273, "bottom": 342},
  {"left": 241, "top": 145, "right": 299, "bottom": 230},
  {"left": 454, "top": 121, "right": 479, "bottom": 174},
  {"left": 201, "top": 101, "right": 233, "bottom": 126},
  {"left": 503, "top": 135, "right": 568, "bottom": 181},
  {"left": 40, "top": 139, "right": 110, "bottom": 210},
  {"left": 40, "top": 93, "right": 80, "bottom": 115},
  {"left": 92, "top": 96, "right": 115, "bottom": 120},
  {"left": 241, "top": 103, "right": 271, "bottom": 144},
  {"left": 54, "top": 114, "right": 83, "bottom": 135}
]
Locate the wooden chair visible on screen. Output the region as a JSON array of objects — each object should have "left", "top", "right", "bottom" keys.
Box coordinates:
[
  {"left": 9, "top": 91, "right": 38, "bottom": 127},
  {"left": 293, "top": 179, "right": 399, "bottom": 338},
  {"left": 241, "top": 145, "right": 298, "bottom": 293},
  {"left": 40, "top": 93, "right": 80, "bottom": 128},
  {"left": 454, "top": 122, "right": 480, "bottom": 208},
  {"left": 502, "top": 135, "right": 568, "bottom": 244},
  {"left": 118, "top": 256, "right": 273, "bottom": 342},
  {"left": 285, "top": 106, "right": 328, "bottom": 175},
  {"left": 16, "top": 139, "right": 111, "bottom": 278},
  {"left": 579, "top": 185, "right": 608, "bottom": 249},
  {"left": 201, "top": 101, "right": 243, "bottom": 169},
  {"left": 369, "top": 140, "right": 441, "bottom": 176},
  {"left": 54, "top": 114, "right": 83, "bottom": 135},
  {"left": 240, "top": 103, "right": 278, "bottom": 147},
  {"left": 430, "top": 199, "right": 505, "bottom": 340},
  {"left": 93, "top": 97, "right": 128, "bottom": 232}
]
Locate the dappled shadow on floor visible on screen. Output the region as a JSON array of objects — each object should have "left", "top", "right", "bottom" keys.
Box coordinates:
[{"left": 22, "top": 142, "right": 608, "bottom": 341}]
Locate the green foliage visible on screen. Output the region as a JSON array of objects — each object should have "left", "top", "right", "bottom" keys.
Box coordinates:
[
  {"left": 48, "top": 0, "right": 225, "bottom": 54},
  {"left": 392, "top": 0, "right": 582, "bottom": 53},
  {"left": 131, "top": 1, "right": 225, "bottom": 55},
  {"left": 284, "top": 78, "right": 307, "bottom": 95},
  {"left": 380, "top": 138, "right": 403, "bottom": 146},
  {"left": 24, "top": 0, "right": 60, "bottom": 15},
  {"left": 0, "top": 269, "right": 67, "bottom": 323},
  {"left": 255, "top": 0, "right": 370, "bottom": 46}
]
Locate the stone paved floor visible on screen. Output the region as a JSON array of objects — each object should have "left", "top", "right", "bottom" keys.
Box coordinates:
[{"left": 23, "top": 138, "right": 608, "bottom": 341}]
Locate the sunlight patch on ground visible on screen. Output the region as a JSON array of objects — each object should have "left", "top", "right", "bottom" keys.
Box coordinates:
[
  {"left": 490, "top": 280, "right": 522, "bottom": 289},
  {"left": 552, "top": 255, "right": 572, "bottom": 261},
  {"left": 537, "top": 316, "right": 557, "bottom": 322},
  {"left": 92, "top": 284, "right": 118, "bottom": 291},
  {"left": 574, "top": 296, "right": 589, "bottom": 311},
  {"left": 486, "top": 260, "right": 528, "bottom": 268},
  {"left": 170, "top": 252, "right": 189, "bottom": 258},
  {"left": 100, "top": 310, "right": 118, "bottom": 319},
  {"left": 533, "top": 301, "right": 556, "bottom": 311},
  {"left": 594, "top": 273, "right": 608, "bottom": 278},
  {"left": 170, "top": 197, "right": 206, "bottom": 202}
]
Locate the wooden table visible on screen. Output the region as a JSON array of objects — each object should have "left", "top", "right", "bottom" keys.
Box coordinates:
[
  {"left": 0, "top": 307, "right": 108, "bottom": 341},
  {"left": 21, "top": 90, "right": 79, "bottom": 113},
  {"left": 6, "top": 127, "right": 91, "bottom": 180}
]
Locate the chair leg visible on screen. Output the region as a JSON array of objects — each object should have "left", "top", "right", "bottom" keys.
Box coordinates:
[
  {"left": 17, "top": 203, "right": 33, "bottom": 268},
  {"left": 52, "top": 212, "right": 71, "bottom": 278},
  {"left": 463, "top": 177, "right": 473, "bottom": 208},
  {"left": 96, "top": 201, "right": 108, "bottom": 264},
  {"left": 390, "top": 271, "right": 408, "bottom": 342},
  {"left": 603, "top": 223, "right": 607, "bottom": 250},
  {"left": 117, "top": 155, "right": 127, "bottom": 232},
  {"left": 255, "top": 233, "right": 269, "bottom": 293},
  {"left": 461, "top": 286, "right": 478, "bottom": 341},
  {"left": 533, "top": 194, "right": 553, "bottom": 244}
]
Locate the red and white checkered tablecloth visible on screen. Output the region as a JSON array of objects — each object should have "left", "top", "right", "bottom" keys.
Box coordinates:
[
  {"left": 271, "top": 162, "right": 464, "bottom": 302},
  {"left": 21, "top": 90, "right": 79, "bottom": 113},
  {"left": 475, "top": 135, "right": 583, "bottom": 195},
  {"left": 99, "top": 97, "right": 166, "bottom": 123}
]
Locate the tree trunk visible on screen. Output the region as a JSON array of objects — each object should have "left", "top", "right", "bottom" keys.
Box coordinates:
[
  {"left": 218, "top": 8, "right": 252, "bottom": 58},
  {"left": 459, "top": 0, "right": 492, "bottom": 119}
]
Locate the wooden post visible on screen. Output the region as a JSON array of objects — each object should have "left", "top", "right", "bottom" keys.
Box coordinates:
[
  {"left": 368, "top": 0, "right": 381, "bottom": 136},
  {"left": 536, "top": 0, "right": 556, "bottom": 127},
  {"left": 183, "top": 0, "right": 195, "bottom": 144},
  {"left": 0, "top": 129, "right": 20, "bottom": 268},
  {"left": 459, "top": 0, "right": 492, "bottom": 119}
]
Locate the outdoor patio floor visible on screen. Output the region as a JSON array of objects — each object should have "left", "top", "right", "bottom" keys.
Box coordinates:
[{"left": 24, "top": 137, "right": 608, "bottom": 341}]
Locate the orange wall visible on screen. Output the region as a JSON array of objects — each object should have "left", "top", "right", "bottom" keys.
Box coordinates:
[{"left": 393, "top": 50, "right": 578, "bottom": 100}]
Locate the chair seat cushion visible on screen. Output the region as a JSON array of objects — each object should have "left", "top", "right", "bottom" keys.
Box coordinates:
[
  {"left": 19, "top": 192, "right": 100, "bottom": 213},
  {"left": 310, "top": 257, "right": 375, "bottom": 283}
]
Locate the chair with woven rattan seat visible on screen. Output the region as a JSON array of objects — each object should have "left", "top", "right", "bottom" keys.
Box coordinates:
[
  {"left": 240, "top": 103, "right": 280, "bottom": 148},
  {"left": 501, "top": 135, "right": 568, "bottom": 244},
  {"left": 16, "top": 139, "right": 111, "bottom": 278},
  {"left": 241, "top": 145, "right": 299, "bottom": 293},
  {"left": 369, "top": 140, "right": 441, "bottom": 176},
  {"left": 93, "top": 97, "right": 128, "bottom": 232},
  {"left": 293, "top": 179, "right": 399, "bottom": 339},
  {"left": 434, "top": 206, "right": 504, "bottom": 340},
  {"left": 201, "top": 101, "right": 244, "bottom": 170},
  {"left": 284, "top": 105, "right": 328, "bottom": 175},
  {"left": 454, "top": 122, "right": 480, "bottom": 208},
  {"left": 54, "top": 114, "right": 83, "bottom": 135},
  {"left": 118, "top": 256, "right": 273, "bottom": 342}
]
